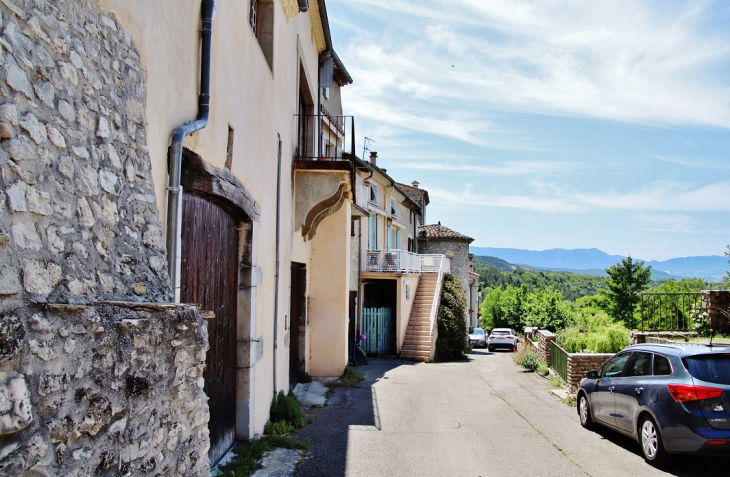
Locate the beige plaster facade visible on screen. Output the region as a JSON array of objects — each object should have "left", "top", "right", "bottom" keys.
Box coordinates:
[{"left": 98, "top": 0, "right": 349, "bottom": 443}]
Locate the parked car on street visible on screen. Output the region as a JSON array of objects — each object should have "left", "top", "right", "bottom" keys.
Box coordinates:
[
  {"left": 488, "top": 328, "right": 517, "bottom": 352},
  {"left": 469, "top": 327, "right": 487, "bottom": 348},
  {"left": 577, "top": 343, "right": 730, "bottom": 466}
]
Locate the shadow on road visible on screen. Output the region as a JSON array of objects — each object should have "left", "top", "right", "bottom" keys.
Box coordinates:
[
  {"left": 293, "top": 357, "right": 417, "bottom": 477},
  {"left": 587, "top": 423, "right": 728, "bottom": 476}
]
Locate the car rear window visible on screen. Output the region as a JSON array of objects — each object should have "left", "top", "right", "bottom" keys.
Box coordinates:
[
  {"left": 473, "top": 329, "right": 484, "bottom": 335},
  {"left": 684, "top": 355, "right": 730, "bottom": 385},
  {"left": 492, "top": 331, "right": 510, "bottom": 336}
]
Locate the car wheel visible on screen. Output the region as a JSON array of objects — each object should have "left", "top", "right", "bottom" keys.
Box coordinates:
[
  {"left": 488, "top": 347, "right": 494, "bottom": 352},
  {"left": 578, "top": 393, "right": 594, "bottom": 430},
  {"left": 639, "top": 416, "right": 671, "bottom": 466}
]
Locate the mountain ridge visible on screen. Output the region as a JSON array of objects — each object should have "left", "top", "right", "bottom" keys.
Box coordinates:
[{"left": 470, "top": 247, "right": 727, "bottom": 281}]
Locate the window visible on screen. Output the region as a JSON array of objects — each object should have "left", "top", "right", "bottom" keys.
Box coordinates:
[
  {"left": 405, "top": 281, "right": 411, "bottom": 300},
  {"left": 654, "top": 354, "right": 672, "bottom": 376},
  {"left": 600, "top": 352, "right": 630, "bottom": 378},
  {"left": 368, "top": 215, "right": 379, "bottom": 250},
  {"left": 225, "top": 125, "right": 234, "bottom": 169},
  {"left": 370, "top": 184, "right": 379, "bottom": 205},
  {"left": 250, "top": 0, "right": 274, "bottom": 70},
  {"left": 626, "top": 352, "right": 652, "bottom": 377},
  {"left": 396, "top": 230, "right": 401, "bottom": 250},
  {"left": 390, "top": 198, "right": 398, "bottom": 217}
]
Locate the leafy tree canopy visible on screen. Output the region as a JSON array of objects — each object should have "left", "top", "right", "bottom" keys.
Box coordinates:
[{"left": 603, "top": 256, "right": 652, "bottom": 329}]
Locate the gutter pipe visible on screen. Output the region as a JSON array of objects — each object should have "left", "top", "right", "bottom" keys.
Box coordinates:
[
  {"left": 273, "top": 135, "right": 282, "bottom": 398},
  {"left": 166, "top": 0, "right": 216, "bottom": 293},
  {"left": 298, "top": 0, "right": 309, "bottom": 12}
]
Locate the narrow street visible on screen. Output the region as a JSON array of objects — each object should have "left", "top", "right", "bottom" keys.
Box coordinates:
[{"left": 295, "top": 350, "right": 728, "bottom": 477}]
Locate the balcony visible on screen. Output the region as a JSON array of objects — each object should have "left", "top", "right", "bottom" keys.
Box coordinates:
[
  {"left": 294, "top": 114, "right": 355, "bottom": 163},
  {"left": 363, "top": 249, "right": 451, "bottom": 275}
]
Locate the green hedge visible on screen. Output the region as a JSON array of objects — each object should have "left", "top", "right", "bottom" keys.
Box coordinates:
[{"left": 435, "top": 274, "right": 468, "bottom": 362}]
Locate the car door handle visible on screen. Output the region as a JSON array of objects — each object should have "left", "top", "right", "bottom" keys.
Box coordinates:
[
  {"left": 609, "top": 386, "right": 615, "bottom": 392},
  {"left": 635, "top": 387, "right": 644, "bottom": 395}
]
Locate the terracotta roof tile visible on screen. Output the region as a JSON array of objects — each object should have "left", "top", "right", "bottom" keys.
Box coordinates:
[{"left": 418, "top": 223, "right": 474, "bottom": 243}]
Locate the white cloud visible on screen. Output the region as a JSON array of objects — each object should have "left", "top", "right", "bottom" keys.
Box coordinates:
[
  {"left": 398, "top": 160, "right": 576, "bottom": 176},
  {"left": 338, "top": 0, "right": 730, "bottom": 134},
  {"left": 426, "top": 180, "right": 730, "bottom": 213}
]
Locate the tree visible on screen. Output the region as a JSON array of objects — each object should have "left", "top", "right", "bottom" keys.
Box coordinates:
[{"left": 604, "top": 256, "right": 652, "bottom": 329}]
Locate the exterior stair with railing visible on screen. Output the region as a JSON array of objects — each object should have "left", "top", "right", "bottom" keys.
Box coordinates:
[{"left": 400, "top": 274, "right": 441, "bottom": 361}]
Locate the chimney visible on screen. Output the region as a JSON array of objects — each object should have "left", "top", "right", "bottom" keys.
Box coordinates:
[
  {"left": 369, "top": 151, "right": 377, "bottom": 165},
  {"left": 411, "top": 181, "right": 419, "bottom": 188}
]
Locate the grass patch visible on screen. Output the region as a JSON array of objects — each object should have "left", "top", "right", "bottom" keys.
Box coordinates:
[
  {"left": 561, "top": 393, "right": 576, "bottom": 407},
  {"left": 217, "top": 439, "right": 270, "bottom": 476},
  {"left": 219, "top": 392, "right": 311, "bottom": 475},
  {"left": 326, "top": 365, "right": 366, "bottom": 400},
  {"left": 550, "top": 372, "right": 568, "bottom": 389}
]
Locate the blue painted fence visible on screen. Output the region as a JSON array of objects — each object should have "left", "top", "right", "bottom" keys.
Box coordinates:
[{"left": 361, "top": 307, "right": 394, "bottom": 355}]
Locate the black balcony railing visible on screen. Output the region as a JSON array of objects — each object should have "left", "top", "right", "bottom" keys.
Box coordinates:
[
  {"left": 640, "top": 292, "right": 703, "bottom": 332},
  {"left": 295, "top": 114, "right": 355, "bottom": 161}
]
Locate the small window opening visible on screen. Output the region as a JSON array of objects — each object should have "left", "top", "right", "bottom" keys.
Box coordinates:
[{"left": 225, "top": 125, "right": 234, "bottom": 169}]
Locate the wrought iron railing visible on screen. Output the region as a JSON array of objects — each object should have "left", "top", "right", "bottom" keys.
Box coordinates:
[
  {"left": 363, "top": 250, "right": 451, "bottom": 274},
  {"left": 551, "top": 341, "right": 569, "bottom": 384},
  {"left": 640, "top": 292, "right": 703, "bottom": 332},
  {"left": 294, "top": 114, "right": 355, "bottom": 161}
]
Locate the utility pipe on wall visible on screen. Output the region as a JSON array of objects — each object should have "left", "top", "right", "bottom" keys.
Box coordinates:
[
  {"left": 166, "top": 0, "right": 216, "bottom": 294},
  {"left": 273, "top": 135, "right": 283, "bottom": 399}
]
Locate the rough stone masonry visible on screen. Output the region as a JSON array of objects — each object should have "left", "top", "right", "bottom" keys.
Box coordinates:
[{"left": 0, "top": 0, "right": 211, "bottom": 475}]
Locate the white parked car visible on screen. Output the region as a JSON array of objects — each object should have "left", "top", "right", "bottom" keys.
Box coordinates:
[
  {"left": 488, "top": 328, "right": 518, "bottom": 352},
  {"left": 468, "top": 327, "right": 487, "bottom": 348}
]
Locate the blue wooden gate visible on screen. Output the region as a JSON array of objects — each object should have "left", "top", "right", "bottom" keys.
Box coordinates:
[{"left": 361, "top": 307, "right": 394, "bottom": 355}]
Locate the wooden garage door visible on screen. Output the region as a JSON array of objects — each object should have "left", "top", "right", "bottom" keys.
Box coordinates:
[{"left": 180, "top": 191, "right": 240, "bottom": 466}]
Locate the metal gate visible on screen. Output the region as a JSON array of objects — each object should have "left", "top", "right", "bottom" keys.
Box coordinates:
[
  {"left": 180, "top": 192, "right": 240, "bottom": 466},
  {"left": 361, "top": 307, "right": 395, "bottom": 355}
]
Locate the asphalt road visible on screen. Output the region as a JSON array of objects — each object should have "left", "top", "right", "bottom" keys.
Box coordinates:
[{"left": 294, "top": 349, "right": 728, "bottom": 476}]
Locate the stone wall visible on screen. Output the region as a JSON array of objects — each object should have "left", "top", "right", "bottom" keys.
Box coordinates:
[
  {"left": 418, "top": 240, "right": 469, "bottom": 316},
  {"left": 535, "top": 330, "right": 556, "bottom": 365},
  {"left": 0, "top": 0, "right": 171, "bottom": 303},
  {"left": 0, "top": 1, "right": 211, "bottom": 474},
  {"left": 567, "top": 353, "right": 612, "bottom": 392},
  {"left": 1, "top": 303, "right": 210, "bottom": 475}
]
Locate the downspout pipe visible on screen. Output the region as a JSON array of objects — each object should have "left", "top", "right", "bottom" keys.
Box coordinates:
[
  {"left": 298, "top": 0, "right": 309, "bottom": 12},
  {"left": 166, "top": 0, "right": 216, "bottom": 292},
  {"left": 273, "top": 135, "right": 282, "bottom": 398}
]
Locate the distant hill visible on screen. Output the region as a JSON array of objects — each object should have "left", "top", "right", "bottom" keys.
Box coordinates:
[
  {"left": 472, "top": 256, "right": 514, "bottom": 272},
  {"left": 470, "top": 247, "right": 727, "bottom": 281}
]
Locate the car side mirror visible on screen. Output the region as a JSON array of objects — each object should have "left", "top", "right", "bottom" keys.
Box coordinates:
[{"left": 585, "top": 370, "right": 599, "bottom": 379}]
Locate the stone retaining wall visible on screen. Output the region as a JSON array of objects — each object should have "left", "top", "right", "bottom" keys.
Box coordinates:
[
  {"left": 535, "top": 330, "right": 556, "bottom": 365},
  {"left": 567, "top": 353, "right": 613, "bottom": 392},
  {"left": 0, "top": 303, "right": 210, "bottom": 475},
  {"left": 0, "top": 1, "right": 212, "bottom": 474}
]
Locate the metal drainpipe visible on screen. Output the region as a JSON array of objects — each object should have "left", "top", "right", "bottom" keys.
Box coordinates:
[
  {"left": 273, "top": 135, "right": 282, "bottom": 399},
  {"left": 298, "top": 0, "right": 309, "bottom": 12},
  {"left": 166, "top": 0, "right": 216, "bottom": 295}
]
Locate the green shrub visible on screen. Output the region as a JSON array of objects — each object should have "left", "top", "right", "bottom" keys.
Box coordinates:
[
  {"left": 536, "top": 362, "right": 549, "bottom": 376},
  {"left": 557, "top": 323, "right": 629, "bottom": 354},
  {"left": 267, "top": 391, "right": 305, "bottom": 433},
  {"left": 435, "top": 274, "right": 469, "bottom": 362},
  {"left": 521, "top": 351, "right": 539, "bottom": 371}
]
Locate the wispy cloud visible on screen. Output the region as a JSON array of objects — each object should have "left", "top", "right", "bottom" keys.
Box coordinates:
[
  {"left": 426, "top": 180, "right": 730, "bottom": 213},
  {"left": 398, "top": 160, "right": 577, "bottom": 176},
  {"left": 645, "top": 153, "right": 730, "bottom": 169},
  {"left": 339, "top": 0, "right": 730, "bottom": 134}
]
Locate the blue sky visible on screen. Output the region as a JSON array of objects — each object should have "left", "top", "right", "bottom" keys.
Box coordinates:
[{"left": 327, "top": 0, "right": 730, "bottom": 261}]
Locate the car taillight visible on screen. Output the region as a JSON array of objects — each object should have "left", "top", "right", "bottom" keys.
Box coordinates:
[
  {"left": 667, "top": 384, "right": 723, "bottom": 403},
  {"left": 507, "top": 336, "right": 514, "bottom": 339}
]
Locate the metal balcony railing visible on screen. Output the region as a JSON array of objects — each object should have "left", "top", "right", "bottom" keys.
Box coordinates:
[
  {"left": 294, "top": 114, "right": 355, "bottom": 161},
  {"left": 640, "top": 292, "right": 703, "bottom": 332},
  {"left": 363, "top": 249, "right": 451, "bottom": 275}
]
